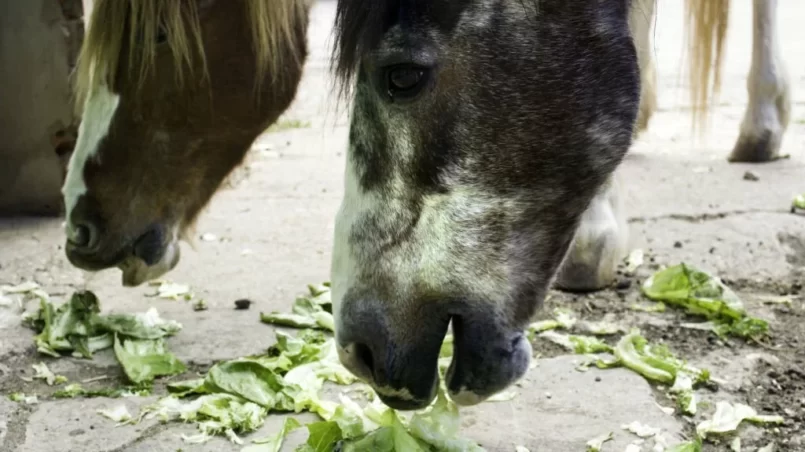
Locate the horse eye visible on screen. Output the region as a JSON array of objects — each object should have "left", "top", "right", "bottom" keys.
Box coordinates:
[
  {"left": 385, "top": 65, "right": 430, "bottom": 102},
  {"left": 390, "top": 67, "right": 423, "bottom": 90}
]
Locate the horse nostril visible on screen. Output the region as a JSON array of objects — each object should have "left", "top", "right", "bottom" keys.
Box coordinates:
[
  {"left": 343, "top": 342, "right": 377, "bottom": 382},
  {"left": 354, "top": 342, "right": 375, "bottom": 376},
  {"left": 132, "top": 225, "right": 166, "bottom": 266},
  {"left": 68, "top": 223, "right": 96, "bottom": 249}
]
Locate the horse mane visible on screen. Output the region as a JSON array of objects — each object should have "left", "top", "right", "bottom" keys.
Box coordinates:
[
  {"left": 73, "top": 0, "right": 308, "bottom": 113},
  {"left": 333, "top": 0, "right": 399, "bottom": 98},
  {"left": 332, "top": 0, "right": 544, "bottom": 99}
]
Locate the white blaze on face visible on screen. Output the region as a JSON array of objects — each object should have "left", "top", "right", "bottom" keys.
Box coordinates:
[
  {"left": 62, "top": 84, "right": 120, "bottom": 230},
  {"left": 330, "top": 158, "right": 376, "bottom": 332}
]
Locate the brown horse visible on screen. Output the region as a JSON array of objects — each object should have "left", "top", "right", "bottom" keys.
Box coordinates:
[{"left": 61, "top": 0, "right": 310, "bottom": 286}]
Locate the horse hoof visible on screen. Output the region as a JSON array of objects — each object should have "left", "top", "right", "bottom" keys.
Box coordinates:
[
  {"left": 728, "top": 129, "right": 783, "bottom": 163},
  {"left": 554, "top": 262, "right": 616, "bottom": 293}
]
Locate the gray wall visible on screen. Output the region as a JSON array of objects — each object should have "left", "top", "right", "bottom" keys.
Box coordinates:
[{"left": 0, "top": 0, "right": 83, "bottom": 216}]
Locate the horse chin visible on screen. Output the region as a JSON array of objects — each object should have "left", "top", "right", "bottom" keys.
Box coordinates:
[{"left": 118, "top": 240, "right": 181, "bottom": 287}]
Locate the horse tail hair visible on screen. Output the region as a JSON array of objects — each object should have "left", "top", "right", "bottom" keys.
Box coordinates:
[{"left": 683, "top": 0, "right": 731, "bottom": 136}]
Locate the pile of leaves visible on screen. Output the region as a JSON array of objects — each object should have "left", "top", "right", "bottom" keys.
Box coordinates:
[
  {"left": 522, "top": 263, "right": 785, "bottom": 451},
  {"left": 9, "top": 266, "right": 784, "bottom": 451},
  {"left": 23, "top": 290, "right": 186, "bottom": 385},
  {"left": 115, "top": 284, "right": 486, "bottom": 451}
]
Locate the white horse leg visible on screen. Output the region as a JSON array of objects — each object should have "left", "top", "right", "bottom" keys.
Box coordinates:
[
  {"left": 555, "top": 172, "right": 629, "bottom": 292},
  {"left": 629, "top": 0, "right": 658, "bottom": 135},
  {"left": 729, "top": 0, "right": 790, "bottom": 162}
]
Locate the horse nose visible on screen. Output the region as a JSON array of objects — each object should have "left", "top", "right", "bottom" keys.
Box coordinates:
[
  {"left": 337, "top": 338, "right": 438, "bottom": 410},
  {"left": 335, "top": 299, "right": 449, "bottom": 410},
  {"left": 335, "top": 310, "right": 386, "bottom": 384},
  {"left": 66, "top": 194, "right": 103, "bottom": 251}
]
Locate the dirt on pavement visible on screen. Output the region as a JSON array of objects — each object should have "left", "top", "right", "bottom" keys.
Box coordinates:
[{"left": 533, "top": 248, "right": 805, "bottom": 451}]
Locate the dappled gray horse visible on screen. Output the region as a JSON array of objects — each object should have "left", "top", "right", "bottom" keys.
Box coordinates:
[{"left": 328, "top": 0, "right": 792, "bottom": 411}]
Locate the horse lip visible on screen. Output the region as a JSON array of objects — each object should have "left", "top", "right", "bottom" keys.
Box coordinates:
[
  {"left": 65, "top": 240, "right": 132, "bottom": 271},
  {"left": 132, "top": 225, "right": 169, "bottom": 266},
  {"left": 118, "top": 238, "right": 181, "bottom": 287}
]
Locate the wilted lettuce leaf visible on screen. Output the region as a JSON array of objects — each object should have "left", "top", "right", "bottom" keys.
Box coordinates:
[
  {"left": 695, "top": 401, "right": 784, "bottom": 439},
  {"left": 641, "top": 264, "right": 769, "bottom": 339},
  {"left": 621, "top": 421, "right": 661, "bottom": 438},
  {"left": 93, "top": 307, "right": 182, "bottom": 339},
  {"left": 308, "top": 390, "right": 484, "bottom": 452},
  {"left": 585, "top": 432, "right": 613, "bottom": 452},
  {"left": 537, "top": 331, "right": 613, "bottom": 354},
  {"left": 97, "top": 405, "right": 133, "bottom": 424},
  {"left": 339, "top": 427, "right": 398, "bottom": 452},
  {"left": 330, "top": 395, "right": 377, "bottom": 439},
  {"left": 149, "top": 281, "right": 193, "bottom": 300},
  {"left": 53, "top": 383, "right": 150, "bottom": 399},
  {"left": 201, "top": 360, "right": 295, "bottom": 411},
  {"left": 664, "top": 439, "right": 702, "bottom": 452},
  {"left": 24, "top": 290, "right": 188, "bottom": 388},
  {"left": 408, "top": 391, "right": 485, "bottom": 452},
  {"left": 585, "top": 330, "right": 711, "bottom": 418},
  {"left": 259, "top": 313, "right": 321, "bottom": 330},
  {"left": 32, "top": 362, "right": 66, "bottom": 386},
  {"left": 32, "top": 291, "right": 106, "bottom": 358},
  {"left": 611, "top": 330, "right": 708, "bottom": 385},
  {"left": 166, "top": 331, "right": 333, "bottom": 404},
  {"left": 624, "top": 249, "right": 644, "bottom": 275},
  {"left": 8, "top": 392, "right": 38, "bottom": 404},
  {"left": 26, "top": 290, "right": 184, "bottom": 364},
  {"left": 578, "top": 320, "right": 623, "bottom": 336},
  {"left": 713, "top": 317, "right": 769, "bottom": 340},
  {"left": 669, "top": 373, "right": 698, "bottom": 415},
  {"left": 242, "top": 417, "right": 303, "bottom": 452},
  {"left": 167, "top": 378, "right": 208, "bottom": 396},
  {"left": 260, "top": 283, "right": 334, "bottom": 331},
  {"left": 273, "top": 330, "right": 328, "bottom": 364},
  {"left": 114, "top": 335, "right": 186, "bottom": 384},
  {"left": 300, "top": 421, "right": 344, "bottom": 452},
  {"left": 792, "top": 194, "right": 805, "bottom": 210},
  {"left": 140, "top": 393, "right": 268, "bottom": 444},
  {"left": 338, "top": 406, "right": 431, "bottom": 452},
  {"left": 527, "top": 308, "right": 577, "bottom": 338}
]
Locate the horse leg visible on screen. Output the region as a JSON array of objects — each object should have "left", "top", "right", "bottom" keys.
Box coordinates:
[
  {"left": 629, "top": 0, "right": 657, "bottom": 136},
  {"left": 554, "top": 172, "right": 629, "bottom": 292},
  {"left": 729, "top": 0, "right": 790, "bottom": 162},
  {"left": 552, "top": 0, "right": 651, "bottom": 292}
]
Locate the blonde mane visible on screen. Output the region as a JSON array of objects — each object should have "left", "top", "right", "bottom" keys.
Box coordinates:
[{"left": 73, "top": 0, "right": 308, "bottom": 113}]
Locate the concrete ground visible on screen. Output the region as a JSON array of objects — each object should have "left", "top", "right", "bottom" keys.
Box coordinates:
[{"left": 2, "top": 1, "right": 805, "bottom": 451}]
